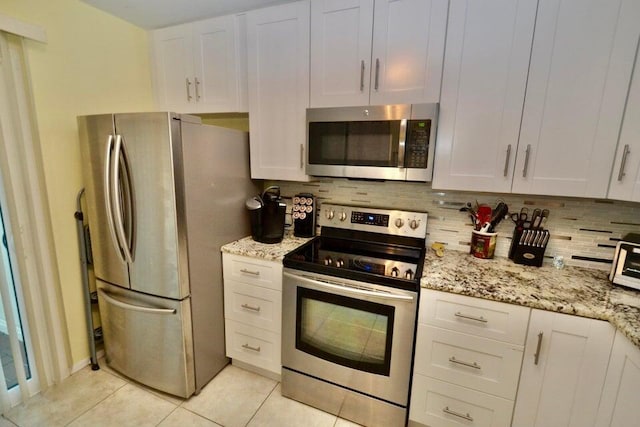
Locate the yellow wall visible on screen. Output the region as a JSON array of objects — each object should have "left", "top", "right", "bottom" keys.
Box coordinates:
[{"left": 1, "top": 0, "right": 155, "bottom": 366}]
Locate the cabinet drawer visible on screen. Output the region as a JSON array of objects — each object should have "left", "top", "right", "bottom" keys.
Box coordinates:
[
  {"left": 414, "top": 325, "right": 523, "bottom": 399},
  {"left": 224, "top": 319, "right": 281, "bottom": 375},
  {"left": 409, "top": 375, "right": 514, "bottom": 427},
  {"left": 224, "top": 279, "right": 281, "bottom": 333},
  {"left": 223, "top": 254, "right": 282, "bottom": 290},
  {"left": 420, "top": 290, "right": 530, "bottom": 345}
]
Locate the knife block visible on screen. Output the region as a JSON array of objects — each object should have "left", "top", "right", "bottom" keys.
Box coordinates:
[{"left": 510, "top": 228, "right": 550, "bottom": 267}]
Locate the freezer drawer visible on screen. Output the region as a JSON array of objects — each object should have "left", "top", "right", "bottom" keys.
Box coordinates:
[{"left": 97, "top": 280, "right": 195, "bottom": 397}]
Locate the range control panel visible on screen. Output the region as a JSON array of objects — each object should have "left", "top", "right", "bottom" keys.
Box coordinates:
[{"left": 319, "top": 203, "right": 428, "bottom": 239}]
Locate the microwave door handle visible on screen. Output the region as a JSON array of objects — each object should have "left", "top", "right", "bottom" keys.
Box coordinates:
[
  {"left": 398, "top": 119, "right": 407, "bottom": 168},
  {"left": 284, "top": 272, "right": 415, "bottom": 302}
]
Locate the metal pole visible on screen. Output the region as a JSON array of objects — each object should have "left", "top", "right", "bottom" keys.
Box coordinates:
[{"left": 75, "top": 189, "right": 99, "bottom": 370}]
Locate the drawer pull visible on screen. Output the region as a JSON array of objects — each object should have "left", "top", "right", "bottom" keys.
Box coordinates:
[
  {"left": 454, "top": 312, "right": 488, "bottom": 323},
  {"left": 240, "top": 268, "right": 260, "bottom": 276},
  {"left": 443, "top": 406, "right": 473, "bottom": 422},
  {"left": 241, "top": 303, "right": 261, "bottom": 312},
  {"left": 449, "top": 356, "right": 481, "bottom": 370},
  {"left": 242, "top": 343, "right": 261, "bottom": 352},
  {"left": 534, "top": 332, "right": 543, "bottom": 365}
]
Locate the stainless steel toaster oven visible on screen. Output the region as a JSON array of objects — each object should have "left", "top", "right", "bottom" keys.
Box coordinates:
[{"left": 610, "top": 233, "right": 640, "bottom": 291}]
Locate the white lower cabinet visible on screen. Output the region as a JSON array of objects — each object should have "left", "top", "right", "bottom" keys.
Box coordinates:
[
  {"left": 595, "top": 330, "right": 640, "bottom": 427},
  {"left": 410, "top": 290, "right": 529, "bottom": 427},
  {"left": 512, "top": 309, "right": 615, "bottom": 427},
  {"left": 222, "top": 253, "right": 283, "bottom": 377}
]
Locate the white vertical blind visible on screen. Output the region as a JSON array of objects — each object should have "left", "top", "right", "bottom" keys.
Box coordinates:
[{"left": 0, "top": 31, "right": 71, "bottom": 411}]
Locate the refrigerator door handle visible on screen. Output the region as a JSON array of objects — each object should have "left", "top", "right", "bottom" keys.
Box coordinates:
[
  {"left": 104, "top": 134, "right": 126, "bottom": 263},
  {"left": 112, "top": 135, "right": 133, "bottom": 264},
  {"left": 98, "top": 289, "right": 177, "bottom": 315}
]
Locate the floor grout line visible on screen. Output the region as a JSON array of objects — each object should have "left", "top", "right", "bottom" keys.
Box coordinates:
[{"left": 243, "top": 380, "right": 279, "bottom": 427}]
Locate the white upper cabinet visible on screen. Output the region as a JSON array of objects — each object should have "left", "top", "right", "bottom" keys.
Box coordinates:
[
  {"left": 151, "top": 14, "right": 247, "bottom": 113},
  {"left": 433, "top": 0, "right": 640, "bottom": 197},
  {"left": 247, "top": 1, "right": 310, "bottom": 181},
  {"left": 512, "top": 0, "right": 640, "bottom": 198},
  {"left": 608, "top": 49, "right": 640, "bottom": 202},
  {"left": 432, "top": 0, "right": 537, "bottom": 193},
  {"left": 309, "top": 0, "right": 447, "bottom": 107}
]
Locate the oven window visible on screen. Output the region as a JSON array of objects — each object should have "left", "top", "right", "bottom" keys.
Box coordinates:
[
  {"left": 296, "top": 287, "right": 394, "bottom": 376},
  {"left": 308, "top": 121, "right": 400, "bottom": 167}
]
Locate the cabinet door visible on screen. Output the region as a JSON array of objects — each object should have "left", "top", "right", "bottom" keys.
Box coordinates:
[
  {"left": 247, "top": 1, "right": 310, "bottom": 181},
  {"left": 512, "top": 309, "right": 615, "bottom": 427},
  {"left": 596, "top": 330, "right": 640, "bottom": 427},
  {"left": 310, "top": 0, "right": 374, "bottom": 107},
  {"left": 608, "top": 50, "right": 640, "bottom": 202},
  {"left": 512, "top": 0, "right": 640, "bottom": 197},
  {"left": 431, "top": 0, "right": 537, "bottom": 193},
  {"left": 151, "top": 24, "right": 195, "bottom": 112},
  {"left": 369, "top": 0, "right": 447, "bottom": 106},
  {"left": 192, "top": 15, "right": 239, "bottom": 112}
]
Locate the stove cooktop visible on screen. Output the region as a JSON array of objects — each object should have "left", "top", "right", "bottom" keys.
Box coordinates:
[{"left": 283, "top": 234, "right": 425, "bottom": 292}]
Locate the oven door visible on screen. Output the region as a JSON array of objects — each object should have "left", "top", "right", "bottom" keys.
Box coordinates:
[
  {"left": 282, "top": 269, "right": 418, "bottom": 406},
  {"left": 612, "top": 244, "right": 640, "bottom": 290}
]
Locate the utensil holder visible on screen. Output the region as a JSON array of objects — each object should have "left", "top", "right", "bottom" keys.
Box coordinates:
[
  {"left": 510, "top": 228, "right": 550, "bottom": 267},
  {"left": 470, "top": 230, "right": 497, "bottom": 259}
]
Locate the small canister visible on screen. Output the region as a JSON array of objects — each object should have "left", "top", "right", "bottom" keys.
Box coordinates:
[{"left": 470, "top": 230, "right": 497, "bottom": 259}]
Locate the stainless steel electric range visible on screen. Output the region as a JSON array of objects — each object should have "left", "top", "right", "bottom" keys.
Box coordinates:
[{"left": 282, "top": 204, "right": 428, "bottom": 427}]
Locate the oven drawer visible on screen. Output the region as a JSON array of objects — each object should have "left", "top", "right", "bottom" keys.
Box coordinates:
[
  {"left": 223, "top": 279, "right": 281, "bottom": 333},
  {"left": 223, "top": 254, "right": 282, "bottom": 291},
  {"left": 224, "top": 319, "right": 281, "bottom": 375},
  {"left": 420, "top": 290, "right": 530, "bottom": 345},
  {"left": 409, "top": 375, "right": 514, "bottom": 427},
  {"left": 414, "top": 325, "right": 524, "bottom": 399}
]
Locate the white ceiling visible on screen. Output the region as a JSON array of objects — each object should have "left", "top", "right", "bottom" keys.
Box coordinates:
[{"left": 81, "top": 0, "right": 297, "bottom": 29}]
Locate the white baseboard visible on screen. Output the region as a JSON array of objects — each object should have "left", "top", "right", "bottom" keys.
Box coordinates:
[{"left": 71, "top": 349, "right": 105, "bottom": 374}]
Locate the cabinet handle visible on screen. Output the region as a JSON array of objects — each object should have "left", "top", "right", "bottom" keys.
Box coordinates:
[
  {"left": 504, "top": 144, "right": 512, "bottom": 177},
  {"left": 449, "top": 356, "right": 481, "bottom": 370},
  {"left": 240, "top": 268, "right": 260, "bottom": 276},
  {"left": 300, "top": 144, "right": 304, "bottom": 170},
  {"left": 374, "top": 58, "right": 380, "bottom": 91},
  {"left": 442, "top": 406, "right": 473, "bottom": 422},
  {"left": 522, "top": 144, "right": 531, "bottom": 178},
  {"left": 454, "top": 311, "right": 488, "bottom": 323},
  {"left": 185, "top": 78, "right": 193, "bottom": 101},
  {"left": 360, "top": 60, "right": 365, "bottom": 92},
  {"left": 242, "top": 343, "right": 261, "bottom": 352},
  {"left": 618, "top": 144, "right": 630, "bottom": 181},
  {"left": 241, "top": 303, "right": 261, "bottom": 312},
  {"left": 194, "top": 77, "right": 201, "bottom": 100},
  {"left": 534, "top": 332, "right": 543, "bottom": 365}
]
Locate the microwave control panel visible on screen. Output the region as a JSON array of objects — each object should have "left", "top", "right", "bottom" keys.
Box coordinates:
[{"left": 405, "top": 120, "right": 431, "bottom": 168}]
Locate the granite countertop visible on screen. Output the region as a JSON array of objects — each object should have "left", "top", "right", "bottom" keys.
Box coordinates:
[
  {"left": 221, "top": 233, "right": 312, "bottom": 261},
  {"left": 221, "top": 235, "right": 640, "bottom": 350},
  {"left": 421, "top": 249, "right": 640, "bottom": 348}
]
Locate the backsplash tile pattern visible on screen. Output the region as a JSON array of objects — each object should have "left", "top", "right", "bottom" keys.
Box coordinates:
[{"left": 268, "top": 179, "right": 640, "bottom": 271}]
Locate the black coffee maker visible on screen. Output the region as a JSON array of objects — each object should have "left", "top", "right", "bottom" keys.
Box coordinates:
[{"left": 246, "top": 186, "right": 286, "bottom": 244}]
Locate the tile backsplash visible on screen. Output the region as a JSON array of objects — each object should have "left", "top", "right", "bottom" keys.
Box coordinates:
[{"left": 268, "top": 178, "right": 640, "bottom": 271}]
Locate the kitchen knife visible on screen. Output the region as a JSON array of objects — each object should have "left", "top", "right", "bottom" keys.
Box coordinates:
[
  {"left": 531, "top": 209, "right": 542, "bottom": 229},
  {"left": 538, "top": 209, "right": 549, "bottom": 229},
  {"left": 541, "top": 231, "right": 550, "bottom": 247},
  {"left": 519, "top": 229, "right": 528, "bottom": 245}
]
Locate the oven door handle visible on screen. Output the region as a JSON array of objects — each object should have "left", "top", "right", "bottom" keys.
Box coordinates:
[{"left": 284, "top": 272, "right": 415, "bottom": 302}]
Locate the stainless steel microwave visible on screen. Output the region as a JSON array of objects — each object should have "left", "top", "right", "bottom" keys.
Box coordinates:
[
  {"left": 306, "top": 103, "right": 438, "bottom": 181},
  {"left": 610, "top": 233, "right": 640, "bottom": 291}
]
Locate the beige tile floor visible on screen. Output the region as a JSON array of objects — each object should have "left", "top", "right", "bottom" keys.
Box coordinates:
[{"left": 1, "top": 361, "right": 362, "bottom": 427}]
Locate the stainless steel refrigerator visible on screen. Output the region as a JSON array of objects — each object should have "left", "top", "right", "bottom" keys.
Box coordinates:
[{"left": 78, "top": 112, "right": 259, "bottom": 397}]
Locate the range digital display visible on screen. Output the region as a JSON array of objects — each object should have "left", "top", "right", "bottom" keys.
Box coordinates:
[{"left": 351, "top": 211, "right": 389, "bottom": 227}]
